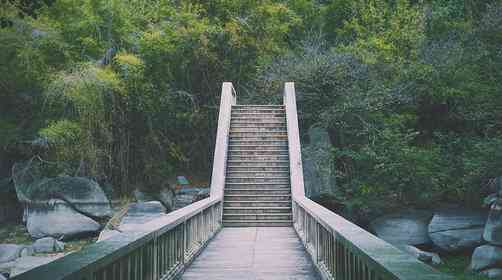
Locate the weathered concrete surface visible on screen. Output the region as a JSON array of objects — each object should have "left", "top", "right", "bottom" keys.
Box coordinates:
[{"left": 182, "top": 227, "right": 319, "bottom": 280}]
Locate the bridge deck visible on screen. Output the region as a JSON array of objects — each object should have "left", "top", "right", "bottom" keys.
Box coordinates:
[{"left": 182, "top": 227, "right": 319, "bottom": 280}]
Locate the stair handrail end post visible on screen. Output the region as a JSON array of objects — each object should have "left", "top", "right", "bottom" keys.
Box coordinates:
[
  {"left": 210, "top": 82, "right": 236, "bottom": 199},
  {"left": 283, "top": 82, "right": 306, "bottom": 199}
]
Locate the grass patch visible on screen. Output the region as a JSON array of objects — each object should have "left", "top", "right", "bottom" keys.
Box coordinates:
[
  {"left": 438, "top": 254, "right": 490, "bottom": 280},
  {"left": 0, "top": 223, "right": 32, "bottom": 245},
  {"left": 0, "top": 222, "right": 96, "bottom": 254}
]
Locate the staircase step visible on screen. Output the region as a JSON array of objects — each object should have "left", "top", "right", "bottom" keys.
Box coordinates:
[
  {"left": 224, "top": 200, "right": 291, "bottom": 207},
  {"left": 229, "top": 144, "right": 288, "bottom": 150},
  {"left": 227, "top": 155, "right": 289, "bottom": 161},
  {"left": 231, "top": 120, "right": 286, "bottom": 125},
  {"left": 232, "top": 110, "right": 285, "bottom": 115},
  {"left": 224, "top": 194, "right": 291, "bottom": 201},
  {"left": 228, "top": 150, "right": 288, "bottom": 156},
  {"left": 226, "top": 177, "right": 289, "bottom": 184},
  {"left": 223, "top": 213, "right": 292, "bottom": 220},
  {"left": 231, "top": 117, "right": 286, "bottom": 122},
  {"left": 231, "top": 124, "right": 286, "bottom": 129},
  {"left": 223, "top": 207, "right": 292, "bottom": 214},
  {"left": 227, "top": 166, "right": 289, "bottom": 172},
  {"left": 226, "top": 171, "right": 289, "bottom": 177},
  {"left": 229, "top": 136, "right": 288, "bottom": 142},
  {"left": 225, "top": 189, "right": 290, "bottom": 195},
  {"left": 227, "top": 160, "right": 289, "bottom": 166},
  {"left": 223, "top": 220, "right": 292, "bottom": 227},
  {"left": 225, "top": 182, "right": 290, "bottom": 188},
  {"left": 232, "top": 113, "right": 286, "bottom": 118}
]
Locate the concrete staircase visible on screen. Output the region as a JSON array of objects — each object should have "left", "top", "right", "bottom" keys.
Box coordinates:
[{"left": 223, "top": 105, "right": 292, "bottom": 227}]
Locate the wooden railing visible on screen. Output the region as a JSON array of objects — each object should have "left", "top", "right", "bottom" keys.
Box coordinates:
[
  {"left": 11, "top": 83, "right": 236, "bottom": 280},
  {"left": 283, "top": 82, "right": 452, "bottom": 280}
]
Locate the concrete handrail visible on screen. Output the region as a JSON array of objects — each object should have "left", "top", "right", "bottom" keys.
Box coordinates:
[
  {"left": 210, "top": 82, "right": 236, "bottom": 198},
  {"left": 283, "top": 82, "right": 452, "bottom": 280}
]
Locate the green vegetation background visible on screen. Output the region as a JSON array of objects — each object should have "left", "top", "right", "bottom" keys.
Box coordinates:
[{"left": 1, "top": 0, "right": 501, "bottom": 220}]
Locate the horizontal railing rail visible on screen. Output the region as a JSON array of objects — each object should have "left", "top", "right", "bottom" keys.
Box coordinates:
[
  {"left": 11, "top": 198, "right": 222, "bottom": 280},
  {"left": 11, "top": 82, "right": 236, "bottom": 280},
  {"left": 283, "top": 82, "right": 452, "bottom": 280}
]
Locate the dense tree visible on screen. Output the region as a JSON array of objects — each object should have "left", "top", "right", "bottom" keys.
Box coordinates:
[{"left": 0, "top": 0, "right": 501, "bottom": 217}]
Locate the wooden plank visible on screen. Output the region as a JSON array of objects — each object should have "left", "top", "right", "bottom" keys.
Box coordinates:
[{"left": 182, "top": 227, "right": 319, "bottom": 280}]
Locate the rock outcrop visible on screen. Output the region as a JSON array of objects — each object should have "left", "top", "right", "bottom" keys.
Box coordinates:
[
  {"left": 428, "top": 209, "right": 486, "bottom": 252},
  {"left": 371, "top": 210, "right": 433, "bottom": 246},
  {"left": 32, "top": 237, "right": 65, "bottom": 254},
  {"left": 26, "top": 199, "right": 101, "bottom": 240}
]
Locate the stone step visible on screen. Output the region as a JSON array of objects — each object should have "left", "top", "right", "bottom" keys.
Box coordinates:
[
  {"left": 229, "top": 135, "right": 288, "bottom": 141},
  {"left": 230, "top": 127, "right": 287, "bottom": 133},
  {"left": 231, "top": 113, "right": 286, "bottom": 118},
  {"left": 232, "top": 109, "right": 286, "bottom": 114},
  {"left": 223, "top": 207, "right": 292, "bottom": 214},
  {"left": 226, "top": 171, "right": 289, "bottom": 177},
  {"left": 225, "top": 182, "right": 290, "bottom": 188},
  {"left": 227, "top": 155, "right": 289, "bottom": 161},
  {"left": 224, "top": 200, "right": 292, "bottom": 207},
  {"left": 233, "top": 104, "right": 284, "bottom": 108},
  {"left": 223, "top": 213, "right": 292, "bottom": 221},
  {"left": 231, "top": 117, "right": 286, "bottom": 122},
  {"left": 227, "top": 165, "right": 289, "bottom": 172},
  {"left": 226, "top": 177, "right": 290, "bottom": 184},
  {"left": 225, "top": 188, "right": 291, "bottom": 195},
  {"left": 230, "top": 129, "right": 287, "bottom": 135},
  {"left": 231, "top": 124, "right": 286, "bottom": 129},
  {"left": 224, "top": 194, "right": 291, "bottom": 201},
  {"left": 229, "top": 144, "right": 288, "bottom": 151},
  {"left": 227, "top": 150, "right": 288, "bottom": 156},
  {"left": 226, "top": 160, "right": 289, "bottom": 167},
  {"left": 229, "top": 139, "right": 288, "bottom": 144},
  {"left": 230, "top": 118, "right": 287, "bottom": 126},
  {"left": 223, "top": 220, "right": 292, "bottom": 227}
]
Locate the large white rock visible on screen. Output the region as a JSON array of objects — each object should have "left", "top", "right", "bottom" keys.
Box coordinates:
[
  {"left": 31, "top": 177, "right": 112, "bottom": 218},
  {"left": 428, "top": 209, "right": 486, "bottom": 252},
  {"left": 370, "top": 210, "right": 433, "bottom": 246},
  {"left": 32, "top": 237, "right": 64, "bottom": 253},
  {"left": 26, "top": 199, "right": 101, "bottom": 240},
  {"left": 470, "top": 245, "right": 502, "bottom": 272}
]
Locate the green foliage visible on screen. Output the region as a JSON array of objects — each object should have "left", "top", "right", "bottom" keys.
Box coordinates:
[{"left": 1, "top": 0, "right": 501, "bottom": 212}]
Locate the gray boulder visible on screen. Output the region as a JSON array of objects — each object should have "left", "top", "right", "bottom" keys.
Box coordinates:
[
  {"left": 31, "top": 176, "right": 112, "bottom": 218},
  {"left": 399, "top": 245, "right": 441, "bottom": 266},
  {"left": 12, "top": 162, "right": 111, "bottom": 218},
  {"left": 370, "top": 210, "right": 433, "bottom": 246},
  {"left": 428, "top": 209, "right": 486, "bottom": 252},
  {"left": 26, "top": 199, "right": 101, "bottom": 240},
  {"left": 0, "top": 245, "right": 25, "bottom": 263},
  {"left": 470, "top": 245, "right": 502, "bottom": 272},
  {"left": 120, "top": 201, "right": 166, "bottom": 231},
  {"left": 32, "top": 237, "right": 64, "bottom": 253},
  {"left": 485, "top": 199, "right": 502, "bottom": 245}
]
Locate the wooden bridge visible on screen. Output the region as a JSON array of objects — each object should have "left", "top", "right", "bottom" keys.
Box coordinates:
[{"left": 11, "top": 83, "right": 452, "bottom": 280}]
